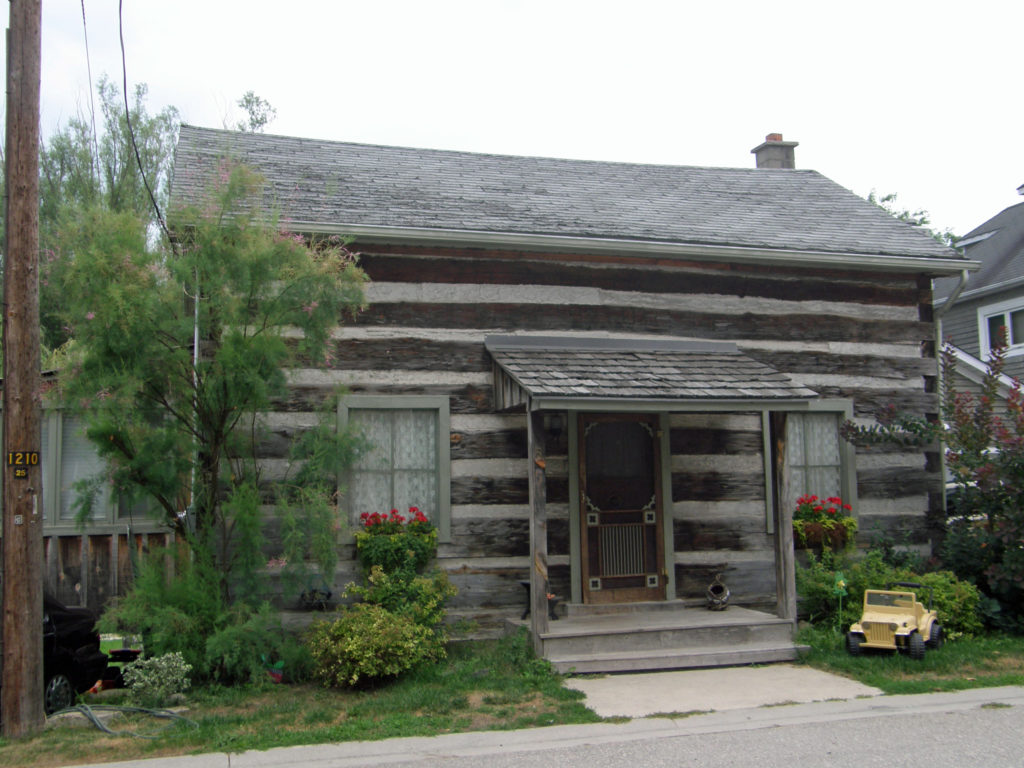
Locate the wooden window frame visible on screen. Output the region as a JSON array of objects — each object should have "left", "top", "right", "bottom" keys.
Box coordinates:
[{"left": 978, "top": 298, "right": 1024, "bottom": 358}]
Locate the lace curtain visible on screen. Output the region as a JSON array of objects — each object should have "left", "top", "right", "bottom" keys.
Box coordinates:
[
  {"left": 783, "top": 412, "right": 841, "bottom": 515},
  {"left": 350, "top": 409, "right": 438, "bottom": 521}
]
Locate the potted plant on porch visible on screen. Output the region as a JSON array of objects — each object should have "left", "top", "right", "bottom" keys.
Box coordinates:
[{"left": 792, "top": 494, "right": 857, "bottom": 553}]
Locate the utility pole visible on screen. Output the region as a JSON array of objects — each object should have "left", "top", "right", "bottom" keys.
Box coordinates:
[{"left": 2, "top": 0, "right": 43, "bottom": 737}]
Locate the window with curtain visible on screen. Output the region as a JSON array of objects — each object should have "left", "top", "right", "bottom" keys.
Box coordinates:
[
  {"left": 58, "top": 415, "right": 111, "bottom": 521},
  {"left": 342, "top": 396, "right": 451, "bottom": 541},
  {"left": 783, "top": 412, "right": 842, "bottom": 515}
]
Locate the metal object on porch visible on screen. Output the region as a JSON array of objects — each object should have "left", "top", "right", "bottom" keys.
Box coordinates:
[{"left": 706, "top": 573, "right": 730, "bottom": 610}]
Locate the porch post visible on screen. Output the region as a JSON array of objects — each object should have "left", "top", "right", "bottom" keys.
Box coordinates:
[
  {"left": 771, "top": 412, "right": 798, "bottom": 622},
  {"left": 527, "top": 405, "right": 549, "bottom": 652}
]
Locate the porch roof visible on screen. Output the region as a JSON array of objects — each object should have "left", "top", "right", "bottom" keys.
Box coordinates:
[{"left": 485, "top": 335, "right": 819, "bottom": 411}]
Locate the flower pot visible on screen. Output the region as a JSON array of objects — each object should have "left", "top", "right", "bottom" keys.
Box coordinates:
[{"left": 795, "top": 521, "right": 849, "bottom": 552}]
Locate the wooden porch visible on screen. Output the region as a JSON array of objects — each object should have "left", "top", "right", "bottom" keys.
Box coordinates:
[{"left": 510, "top": 601, "right": 800, "bottom": 674}]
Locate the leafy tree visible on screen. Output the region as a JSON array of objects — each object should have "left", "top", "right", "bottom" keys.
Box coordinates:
[
  {"left": 235, "top": 91, "right": 277, "bottom": 133},
  {"left": 36, "top": 75, "right": 180, "bottom": 350},
  {"left": 867, "top": 190, "right": 957, "bottom": 247},
  {"left": 54, "top": 162, "right": 366, "bottom": 599},
  {"left": 841, "top": 341, "right": 1024, "bottom": 631}
]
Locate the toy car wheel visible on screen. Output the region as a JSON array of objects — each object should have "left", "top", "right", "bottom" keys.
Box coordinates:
[
  {"left": 927, "top": 623, "right": 943, "bottom": 649},
  {"left": 44, "top": 671, "right": 75, "bottom": 715},
  {"left": 846, "top": 631, "right": 864, "bottom": 656},
  {"left": 909, "top": 631, "right": 926, "bottom": 660}
]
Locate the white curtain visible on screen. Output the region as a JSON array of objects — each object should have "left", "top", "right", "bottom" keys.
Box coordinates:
[
  {"left": 783, "top": 412, "right": 841, "bottom": 514},
  {"left": 350, "top": 409, "right": 438, "bottom": 521}
]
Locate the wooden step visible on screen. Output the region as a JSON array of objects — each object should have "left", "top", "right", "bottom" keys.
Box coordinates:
[
  {"left": 511, "top": 604, "right": 800, "bottom": 674},
  {"left": 545, "top": 642, "right": 800, "bottom": 674}
]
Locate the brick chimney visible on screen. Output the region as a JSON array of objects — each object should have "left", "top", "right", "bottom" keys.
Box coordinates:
[{"left": 751, "top": 133, "right": 798, "bottom": 169}]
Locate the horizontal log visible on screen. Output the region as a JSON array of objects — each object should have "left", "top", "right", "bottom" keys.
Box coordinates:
[
  {"left": 857, "top": 467, "right": 941, "bottom": 498},
  {"left": 742, "top": 348, "right": 935, "bottom": 381},
  {"left": 450, "top": 518, "right": 529, "bottom": 558},
  {"left": 323, "top": 337, "right": 491, "bottom": 373},
  {"left": 673, "top": 517, "right": 772, "bottom": 553},
  {"left": 273, "top": 384, "right": 495, "bottom": 414},
  {"left": 354, "top": 302, "right": 933, "bottom": 345},
  {"left": 450, "top": 429, "right": 528, "bottom": 460},
  {"left": 671, "top": 471, "right": 765, "bottom": 502},
  {"left": 358, "top": 253, "right": 920, "bottom": 308},
  {"left": 670, "top": 428, "right": 762, "bottom": 455},
  {"left": 673, "top": 561, "right": 776, "bottom": 605}
]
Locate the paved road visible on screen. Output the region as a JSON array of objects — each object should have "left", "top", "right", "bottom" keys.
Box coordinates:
[{"left": 75, "top": 686, "right": 1024, "bottom": 768}]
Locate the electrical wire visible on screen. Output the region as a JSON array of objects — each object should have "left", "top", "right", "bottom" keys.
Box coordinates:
[
  {"left": 52, "top": 703, "right": 199, "bottom": 739},
  {"left": 79, "top": 0, "right": 101, "bottom": 188},
  {"left": 117, "top": 0, "right": 172, "bottom": 243}
]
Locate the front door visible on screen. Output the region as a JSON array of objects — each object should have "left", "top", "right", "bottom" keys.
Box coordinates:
[{"left": 579, "top": 414, "right": 666, "bottom": 604}]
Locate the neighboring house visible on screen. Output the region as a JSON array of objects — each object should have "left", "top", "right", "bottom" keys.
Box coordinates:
[
  {"left": 2, "top": 376, "right": 169, "bottom": 611},
  {"left": 935, "top": 192, "right": 1024, "bottom": 404},
  {"left": 170, "top": 129, "right": 973, "bottom": 672}
]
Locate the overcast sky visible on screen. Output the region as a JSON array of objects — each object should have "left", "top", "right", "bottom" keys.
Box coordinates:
[{"left": 22, "top": 1, "right": 1024, "bottom": 238}]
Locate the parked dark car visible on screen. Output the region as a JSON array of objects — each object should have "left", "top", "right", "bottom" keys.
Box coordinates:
[{"left": 43, "top": 594, "right": 108, "bottom": 714}]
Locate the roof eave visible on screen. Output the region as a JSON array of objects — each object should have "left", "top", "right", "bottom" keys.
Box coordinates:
[
  {"left": 527, "top": 395, "right": 820, "bottom": 413},
  {"left": 284, "top": 220, "right": 978, "bottom": 275}
]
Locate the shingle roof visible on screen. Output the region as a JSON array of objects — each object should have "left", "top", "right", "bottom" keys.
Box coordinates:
[
  {"left": 485, "top": 336, "right": 817, "bottom": 407},
  {"left": 934, "top": 201, "right": 1024, "bottom": 302},
  {"left": 171, "top": 125, "right": 959, "bottom": 261}
]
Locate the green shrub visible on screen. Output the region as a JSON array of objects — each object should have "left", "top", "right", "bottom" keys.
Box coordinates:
[
  {"left": 796, "top": 549, "right": 982, "bottom": 638},
  {"left": 307, "top": 604, "right": 442, "bottom": 687},
  {"left": 345, "top": 565, "right": 457, "bottom": 632},
  {"left": 100, "top": 554, "right": 223, "bottom": 677},
  {"left": 204, "top": 602, "right": 313, "bottom": 684},
  {"left": 122, "top": 652, "right": 192, "bottom": 708},
  {"left": 914, "top": 570, "right": 984, "bottom": 638},
  {"left": 101, "top": 553, "right": 312, "bottom": 684},
  {"left": 354, "top": 507, "right": 437, "bottom": 575}
]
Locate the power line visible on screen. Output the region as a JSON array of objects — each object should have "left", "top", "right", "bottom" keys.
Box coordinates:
[
  {"left": 117, "top": 0, "right": 171, "bottom": 242},
  {"left": 79, "top": 0, "right": 100, "bottom": 188}
]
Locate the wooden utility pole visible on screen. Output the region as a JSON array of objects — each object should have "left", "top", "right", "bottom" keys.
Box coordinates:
[{"left": 2, "top": 0, "right": 43, "bottom": 737}]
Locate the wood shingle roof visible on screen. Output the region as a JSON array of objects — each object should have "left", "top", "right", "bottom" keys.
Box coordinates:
[
  {"left": 485, "top": 336, "right": 817, "bottom": 410},
  {"left": 171, "top": 125, "right": 963, "bottom": 264}
]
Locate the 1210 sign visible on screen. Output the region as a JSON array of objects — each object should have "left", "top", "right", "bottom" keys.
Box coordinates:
[{"left": 7, "top": 451, "right": 39, "bottom": 479}]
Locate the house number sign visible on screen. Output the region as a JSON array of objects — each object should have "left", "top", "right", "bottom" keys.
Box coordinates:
[{"left": 7, "top": 451, "right": 39, "bottom": 479}]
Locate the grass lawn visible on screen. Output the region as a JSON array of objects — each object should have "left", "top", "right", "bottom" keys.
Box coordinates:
[
  {"left": 796, "top": 625, "right": 1024, "bottom": 694},
  {"left": 4, "top": 626, "right": 1024, "bottom": 768},
  {"left": 0, "top": 630, "right": 599, "bottom": 768}
]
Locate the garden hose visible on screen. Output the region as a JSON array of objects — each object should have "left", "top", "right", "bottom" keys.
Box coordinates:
[{"left": 52, "top": 704, "right": 198, "bottom": 739}]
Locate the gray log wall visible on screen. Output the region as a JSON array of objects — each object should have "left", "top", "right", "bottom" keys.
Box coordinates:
[{"left": 263, "top": 244, "right": 941, "bottom": 632}]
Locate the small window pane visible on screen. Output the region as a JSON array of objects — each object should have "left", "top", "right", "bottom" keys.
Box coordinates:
[
  {"left": 351, "top": 411, "right": 392, "bottom": 470},
  {"left": 60, "top": 417, "right": 109, "bottom": 521},
  {"left": 393, "top": 411, "right": 436, "bottom": 470},
  {"left": 350, "top": 472, "right": 391, "bottom": 517},
  {"left": 1010, "top": 310, "right": 1024, "bottom": 346},
  {"left": 988, "top": 314, "right": 1008, "bottom": 349},
  {"left": 394, "top": 470, "right": 437, "bottom": 518}
]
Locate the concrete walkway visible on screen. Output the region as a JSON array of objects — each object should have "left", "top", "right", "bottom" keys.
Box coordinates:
[{"left": 563, "top": 663, "right": 881, "bottom": 717}]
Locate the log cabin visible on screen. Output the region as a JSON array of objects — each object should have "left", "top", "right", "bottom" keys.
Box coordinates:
[{"left": 161, "top": 128, "right": 974, "bottom": 671}]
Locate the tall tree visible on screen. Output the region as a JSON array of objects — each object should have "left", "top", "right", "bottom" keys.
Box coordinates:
[
  {"left": 55, "top": 162, "right": 365, "bottom": 598},
  {"left": 31, "top": 76, "right": 179, "bottom": 351}
]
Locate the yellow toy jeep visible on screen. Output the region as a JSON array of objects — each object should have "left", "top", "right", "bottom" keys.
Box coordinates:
[{"left": 847, "top": 582, "right": 942, "bottom": 660}]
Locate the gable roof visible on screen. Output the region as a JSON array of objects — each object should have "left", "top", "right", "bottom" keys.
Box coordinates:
[
  {"left": 485, "top": 335, "right": 817, "bottom": 411},
  {"left": 935, "top": 201, "right": 1024, "bottom": 304},
  {"left": 171, "top": 125, "right": 968, "bottom": 272}
]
